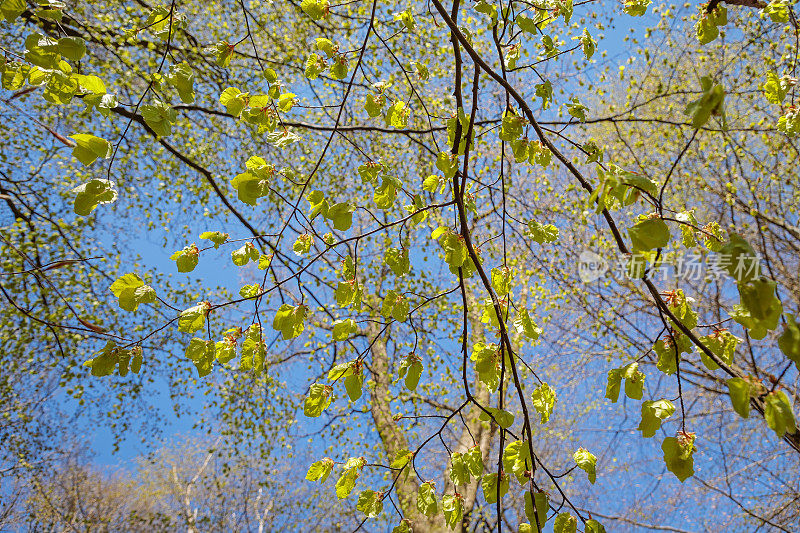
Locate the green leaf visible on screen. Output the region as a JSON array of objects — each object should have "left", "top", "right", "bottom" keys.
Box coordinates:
[
  {"left": 240, "top": 324, "right": 266, "bottom": 373},
  {"left": 199, "top": 231, "right": 228, "bottom": 248},
  {"left": 305, "top": 53, "right": 326, "bottom": 80},
  {"left": 778, "top": 314, "right": 800, "bottom": 367},
  {"left": 278, "top": 92, "right": 296, "bottom": 112},
  {"left": 566, "top": 98, "right": 587, "bottom": 122},
  {"left": 499, "top": 110, "right": 524, "bottom": 141},
  {"left": 585, "top": 519, "right": 607, "bottom": 533},
  {"left": 490, "top": 266, "right": 513, "bottom": 295},
  {"left": 535, "top": 80, "right": 553, "bottom": 109},
  {"left": 628, "top": 218, "right": 670, "bottom": 252},
  {"left": 607, "top": 362, "right": 646, "bottom": 400},
  {"left": 304, "top": 383, "right": 332, "bottom": 417},
  {"left": 623, "top": 0, "right": 651, "bottom": 16},
  {"left": 392, "top": 520, "right": 412, "bottom": 533},
  {"left": 301, "top": 0, "right": 329, "bottom": 20},
  {"left": 404, "top": 359, "right": 423, "bottom": 391},
  {"left": 57, "top": 37, "right": 86, "bottom": 61},
  {"left": 206, "top": 41, "right": 234, "bottom": 67},
  {"left": 717, "top": 234, "right": 760, "bottom": 282},
  {"left": 727, "top": 377, "right": 752, "bottom": 419},
  {"left": 344, "top": 373, "right": 363, "bottom": 401},
  {"left": 502, "top": 440, "right": 532, "bottom": 484},
  {"left": 662, "top": 434, "right": 695, "bottom": 482},
  {"left": 141, "top": 100, "right": 177, "bottom": 137},
  {"left": 393, "top": 8, "right": 416, "bottom": 31},
  {"left": 272, "top": 304, "right": 307, "bottom": 340},
  {"left": 1, "top": 0, "right": 26, "bottom": 21},
  {"left": 513, "top": 308, "right": 542, "bottom": 342},
  {"left": 374, "top": 176, "right": 401, "bottom": 209},
  {"left": 479, "top": 407, "right": 514, "bottom": 429},
  {"left": 763, "top": 71, "right": 789, "bottom": 104},
  {"left": 697, "top": 330, "right": 739, "bottom": 370},
  {"left": 167, "top": 62, "right": 195, "bottom": 104},
  {"left": 738, "top": 277, "right": 783, "bottom": 330},
  {"left": 531, "top": 382, "right": 556, "bottom": 423},
  {"left": 416, "top": 482, "right": 438, "bottom": 517},
  {"left": 239, "top": 284, "right": 260, "bottom": 298},
  {"left": 335, "top": 457, "right": 364, "bottom": 499},
  {"left": 293, "top": 234, "right": 313, "bottom": 256},
  {"left": 231, "top": 242, "right": 259, "bottom": 266},
  {"left": 214, "top": 339, "right": 236, "bottom": 364},
  {"left": 762, "top": 0, "right": 788, "bottom": 23},
  {"left": 178, "top": 303, "right": 207, "bottom": 334},
  {"left": 326, "top": 202, "right": 354, "bottom": 231},
  {"left": 110, "top": 273, "right": 157, "bottom": 312},
  {"left": 638, "top": 399, "right": 675, "bottom": 438},
  {"left": 442, "top": 493, "right": 463, "bottom": 530},
  {"left": 436, "top": 151, "right": 459, "bottom": 180},
  {"left": 481, "top": 472, "right": 509, "bottom": 504},
  {"left": 391, "top": 449, "right": 414, "bottom": 469},
  {"left": 315, "top": 37, "right": 336, "bottom": 57},
  {"left": 219, "top": 87, "right": 247, "bottom": 116},
  {"left": 356, "top": 490, "right": 383, "bottom": 518},
  {"left": 170, "top": 244, "right": 199, "bottom": 273},
  {"left": 72, "top": 179, "right": 117, "bottom": 215},
  {"left": 553, "top": 513, "right": 577, "bottom": 533},
  {"left": 448, "top": 452, "right": 470, "bottom": 487},
  {"left": 764, "top": 390, "right": 797, "bottom": 438},
  {"left": 606, "top": 368, "right": 622, "bottom": 402},
  {"left": 385, "top": 100, "right": 410, "bottom": 128},
  {"left": 385, "top": 247, "right": 410, "bottom": 277},
  {"left": 526, "top": 220, "right": 559, "bottom": 244},
  {"left": 306, "top": 457, "right": 335, "bottom": 483},
  {"left": 573, "top": 448, "right": 596, "bottom": 484},
  {"left": 332, "top": 319, "right": 358, "bottom": 341},
  {"left": 524, "top": 491, "right": 549, "bottom": 529},
  {"left": 70, "top": 134, "right": 112, "bottom": 166},
  {"left": 684, "top": 76, "right": 725, "bottom": 129},
  {"left": 185, "top": 337, "right": 215, "bottom": 377},
  {"left": 580, "top": 28, "right": 596, "bottom": 59},
  {"left": 364, "top": 92, "right": 384, "bottom": 117},
  {"left": 654, "top": 334, "right": 692, "bottom": 375}
]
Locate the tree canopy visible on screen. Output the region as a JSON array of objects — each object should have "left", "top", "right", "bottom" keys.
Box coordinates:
[{"left": 1, "top": 0, "right": 800, "bottom": 530}]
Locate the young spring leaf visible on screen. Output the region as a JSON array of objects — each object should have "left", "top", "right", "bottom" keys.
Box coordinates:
[
  {"left": 272, "top": 304, "right": 307, "bottom": 340},
  {"left": 304, "top": 383, "right": 332, "bottom": 417},
  {"left": 306, "top": 457, "right": 335, "bottom": 483},
  {"left": 553, "top": 513, "right": 578, "bottom": 533},
  {"left": 178, "top": 303, "right": 208, "bottom": 334},
  {"left": 764, "top": 390, "right": 797, "bottom": 438},
  {"left": 628, "top": 217, "right": 670, "bottom": 252},
  {"left": 416, "top": 482, "right": 438, "bottom": 517},
  {"left": 69, "top": 134, "right": 111, "bottom": 166},
  {"left": 356, "top": 490, "right": 383, "bottom": 518},
  {"left": 778, "top": 314, "right": 800, "bottom": 367},
  {"left": 502, "top": 440, "right": 532, "bottom": 484},
  {"left": 573, "top": 448, "right": 596, "bottom": 484},
  {"left": 531, "top": 382, "right": 556, "bottom": 423},
  {"left": 479, "top": 407, "right": 515, "bottom": 429},
  {"left": 171, "top": 244, "right": 199, "bottom": 273},
  {"left": 185, "top": 337, "right": 215, "bottom": 377},
  {"left": 481, "top": 472, "right": 509, "bottom": 504},
  {"left": 441, "top": 493, "right": 463, "bottom": 530},
  {"left": 109, "top": 273, "right": 157, "bottom": 312},
  {"left": 662, "top": 433, "right": 695, "bottom": 482},
  {"left": 726, "top": 377, "right": 752, "bottom": 419},
  {"left": 72, "top": 179, "right": 118, "bottom": 216},
  {"left": 638, "top": 399, "right": 675, "bottom": 438}
]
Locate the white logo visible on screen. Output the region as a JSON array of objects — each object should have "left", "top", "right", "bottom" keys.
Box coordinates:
[{"left": 578, "top": 250, "right": 608, "bottom": 283}]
